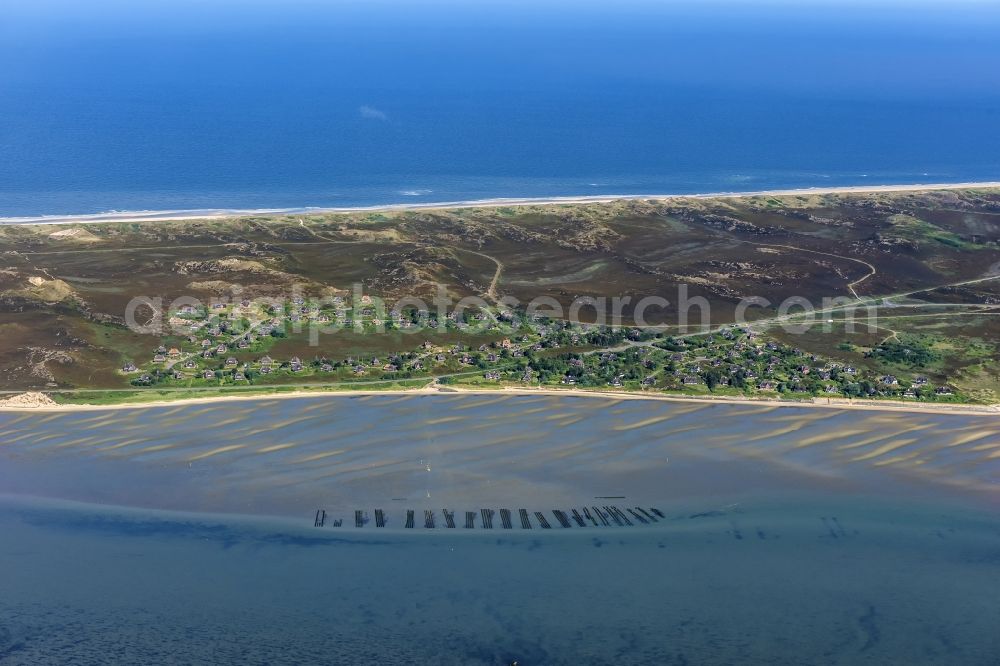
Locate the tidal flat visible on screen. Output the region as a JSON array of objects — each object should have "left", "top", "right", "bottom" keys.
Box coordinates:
[{"left": 0, "top": 395, "right": 998, "bottom": 663}]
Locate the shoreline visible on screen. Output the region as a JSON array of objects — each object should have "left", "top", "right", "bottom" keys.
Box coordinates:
[
  {"left": 3, "top": 181, "right": 999, "bottom": 227},
  {"left": 1, "top": 384, "right": 997, "bottom": 415}
]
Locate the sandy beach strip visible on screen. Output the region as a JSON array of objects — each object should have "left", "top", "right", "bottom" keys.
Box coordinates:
[
  {"left": 3, "top": 181, "right": 1000, "bottom": 227},
  {"left": 0, "top": 384, "right": 997, "bottom": 416}
]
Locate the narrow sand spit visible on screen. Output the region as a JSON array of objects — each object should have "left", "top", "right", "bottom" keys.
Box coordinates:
[
  {"left": 4, "top": 181, "right": 999, "bottom": 226},
  {"left": 1, "top": 384, "right": 997, "bottom": 415}
]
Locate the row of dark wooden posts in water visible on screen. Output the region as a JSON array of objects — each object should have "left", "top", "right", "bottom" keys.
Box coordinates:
[{"left": 314, "top": 506, "right": 665, "bottom": 529}]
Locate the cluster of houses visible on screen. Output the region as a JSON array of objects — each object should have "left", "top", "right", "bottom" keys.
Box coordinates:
[
  {"left": 121, "top": 307, "right": 960, "bottom": 401},
  {"left": 123, "top": 328, "right": 537, "bottom": 386},
  {"left": 482, "top": 326, "right": 958, "bottom": 401}
]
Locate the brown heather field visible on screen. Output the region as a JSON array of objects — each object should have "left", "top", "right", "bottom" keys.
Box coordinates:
[{"left": 1, "top": 187, "right": 999, "bottom": 397}]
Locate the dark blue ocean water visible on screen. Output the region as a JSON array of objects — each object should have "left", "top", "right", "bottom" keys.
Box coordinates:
[{"left": 2, "top": 0, "right": 1000, "bottom": 217}]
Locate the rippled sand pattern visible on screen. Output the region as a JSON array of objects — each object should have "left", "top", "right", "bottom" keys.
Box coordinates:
[
  {"left": 1, "top": 396, "right": 997, "bottom": 515},
  {"left": 1, "top": 398, "right": 999, "bottom": 665}
]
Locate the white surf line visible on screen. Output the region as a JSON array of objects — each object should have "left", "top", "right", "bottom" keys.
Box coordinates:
[{"left": 4, "top": 181, "right": 999, "bottom": 226}]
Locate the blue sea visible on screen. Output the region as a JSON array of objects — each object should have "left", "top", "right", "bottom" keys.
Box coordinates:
[
  {"left": 2, "top": 0, "right": 1000, "bottom": 217},
  {"left": 4, "top": 3, "right": 1000, "bottom": 661}
]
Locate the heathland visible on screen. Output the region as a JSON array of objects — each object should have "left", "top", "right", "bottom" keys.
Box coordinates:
[{"left": 1, "top": 186, "right": 999, "bottom": 406}]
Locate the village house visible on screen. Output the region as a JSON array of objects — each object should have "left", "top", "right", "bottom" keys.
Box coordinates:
[{"left": 122, "top": 363, "right": 138, "bottom": 373}]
